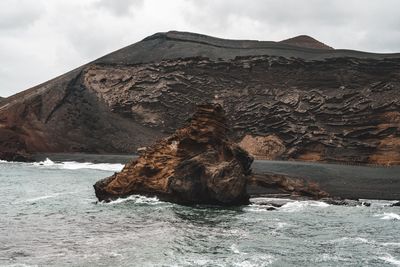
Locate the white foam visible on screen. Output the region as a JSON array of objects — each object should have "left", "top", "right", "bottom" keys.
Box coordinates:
[
  {"left": 230, "top": 244, "right": 240, "bottom": 254},
  {"left": 380, "top": 254, "right": 400, "bottom": 266},
  {"left": 33, "top": 158, "right": 124, "bottom": 172},
  {"left": 244, "top": 205, "right": 273, "bottom": 212},
  {"left": 329, "top": 237, "right": 371, "bottom": 245},
  {"left": 318, "top": 253, "right": 347, "bottom": 262},
  {"left": 101, "top": 195, "right": 161, "bottom": 205},
  {"left": 17, "top": 191, "right": 79, "bottom": 203},
  {"left": 2, "top": 265, "right": 39, "bottom": 267},
  {"left": 25, "top": 194, "right": 61, "bottom": 202},
  {"left": 381, "top": 242, "right": 400, "bottom": 247},
  {"left": 374, "top": 212, "right": 400, "bottom": 221},
  {"left": 279, "top": 200, "right": 330, "bottom": 212},
  {"left": 276, "top": 222, "right": 290, "bottom": 229}
]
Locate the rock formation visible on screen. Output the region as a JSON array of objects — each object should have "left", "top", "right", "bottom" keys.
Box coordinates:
[
  {"left": 1, "top": 31, "right": 400, "bottom": 165},
  {"left": 94, "top": 104, "right": 253, "bottom": 205},
  {"left": 247, "top": 173, "right": 329, "bottom": 199}
]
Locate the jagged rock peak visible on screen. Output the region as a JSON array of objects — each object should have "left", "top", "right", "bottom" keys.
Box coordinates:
[{"left": 280, "top": 35, "right": 334, "bottom": 50}]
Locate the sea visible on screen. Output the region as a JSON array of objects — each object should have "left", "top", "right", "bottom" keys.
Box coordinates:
[{"left": 0, "top": 159, "right": 399, "bottom": 267}]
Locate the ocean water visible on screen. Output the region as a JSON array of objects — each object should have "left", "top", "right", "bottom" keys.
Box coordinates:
[{"left": 0, "top": 160, "right": 399, "bottom": 267}]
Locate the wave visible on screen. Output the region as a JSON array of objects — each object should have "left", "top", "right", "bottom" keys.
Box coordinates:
[
  {"left": 379, "top": 254, "right": 400, "bottom": 266},
  {"left": 279, "top": 200, "right": 330, "bottom": 212},
  {"left": 374, "top": 212, "right": 400, "bottom": 221},
  {"left": 245, "top": 199, "right": 330, "bottom": 213},
  {"left": 25, "top": 194, "right": 62, "bottom": 202},
  {"left": 100, "top": 195, "right": 162, "bottom": 205},
  {"left": 2, "top": 264, "right": 39, "bottom": 267},
  {"left": 32, "top": 158, "right": 124, "bottom": 172},
  {"left": 230, "top": 244, "right": 241, "bottom": 254},
  {"left": 329, "top": 237, "right": 370, "bottom": 244},
  {"left": 381, "top": 242, "right": 400, "bottom": 247}
]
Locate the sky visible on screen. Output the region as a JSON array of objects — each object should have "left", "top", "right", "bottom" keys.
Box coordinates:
[{"left": 1, "top": 0, "right": 400, "bottom": 97}]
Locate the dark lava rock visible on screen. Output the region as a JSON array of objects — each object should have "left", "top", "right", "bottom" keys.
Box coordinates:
[
  {"left": 391, "top": 201, "right": 400, "bottom": 207},
  {"left": 248, "top": 173, "right": 330, "bottom": 199},
  {"left": 1, "top": 31, "right": 400, "bottom": 165},
  {"left": 94, "top": 104, "right": 253, "bottom": 205},
  {"left": 321, "top": 198, "right": 371, "bottom": 207}
]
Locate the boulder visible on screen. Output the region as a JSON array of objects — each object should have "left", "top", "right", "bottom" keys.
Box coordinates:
[{"left": 94, "top": 104, "right": 253, "bottom": 205}]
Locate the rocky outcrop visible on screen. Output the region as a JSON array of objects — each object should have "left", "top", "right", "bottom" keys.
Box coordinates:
[
  {"left": 94, "top": 104, "right": 253, "bottom": 205},
  {"left": 247, "top": 173, "right": 329, "bottom": 199},
  {"left": 1, "top": 31, "right": 400, "bottom": 165}
]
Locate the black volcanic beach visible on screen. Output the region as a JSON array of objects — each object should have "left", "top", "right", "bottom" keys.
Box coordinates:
[{"left": 32, "top": 153, "right": 400, "bottom": 201}]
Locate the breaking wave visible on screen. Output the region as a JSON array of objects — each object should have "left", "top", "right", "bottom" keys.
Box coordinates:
[
  {"left": 33, "top": 158, "right": 124, "bottom": 172},
  {"left": 379, "top": 254, "right": 400, "bottom": 266},
  {"left": 279, "top": 200, "right": 330, "bottom": 212},
  {"left": 100, "top": 195, "right": 162, "bottom": 205},
  {"left": 374, "top": 212, "right": 400, "bottom": 221}
]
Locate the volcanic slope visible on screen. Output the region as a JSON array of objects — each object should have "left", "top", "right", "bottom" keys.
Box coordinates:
[{"left": 1, "top": 31, "right": 400, "bottom": 165}]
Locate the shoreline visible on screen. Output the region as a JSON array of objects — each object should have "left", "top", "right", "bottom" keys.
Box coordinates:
[
  {"left": 29, "top": 152, "right": 400, "bottom": 201},
  {"left": 32, "top": 152, "right": 398, "bottom": 167}
]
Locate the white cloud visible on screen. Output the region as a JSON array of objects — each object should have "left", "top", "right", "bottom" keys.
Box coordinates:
[{"left": 0, "top": 0, "right": 399, "bottom": 97}]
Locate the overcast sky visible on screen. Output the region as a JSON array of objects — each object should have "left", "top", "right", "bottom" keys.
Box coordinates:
[{"left": 1, "top": 0, "right": 399, "bottom": 97}]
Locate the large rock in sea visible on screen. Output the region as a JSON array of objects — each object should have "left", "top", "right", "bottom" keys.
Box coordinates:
[{"left": 94, "top": 104, "right": 253, "bottom": 205}]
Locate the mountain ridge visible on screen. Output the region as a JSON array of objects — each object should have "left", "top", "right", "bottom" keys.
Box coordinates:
[{"left": 0, "top": 31, "right": 399, "bottom": 165}]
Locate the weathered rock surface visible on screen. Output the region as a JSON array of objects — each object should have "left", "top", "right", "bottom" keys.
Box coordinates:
[
  {"left": 247, "top": 173, "right": 330, "bottom": 199},
  {"left": 94, "top": 104, "right": 253, "bottom": 205},
  {"left": 1, "top": 31, "right": 400, "bottom": 165}
]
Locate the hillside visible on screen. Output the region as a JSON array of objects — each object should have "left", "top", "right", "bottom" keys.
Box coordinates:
[
  {"left": 1, "top": 31, "right": 399, "bottom": 164},
  {"left": 279, "top": 35, "right": 333, "bottom": 50}
]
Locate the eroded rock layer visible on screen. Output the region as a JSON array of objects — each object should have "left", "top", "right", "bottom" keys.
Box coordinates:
[
  {"left": 94, "top": 104, "right": 253, "bottom": 205},
  {"left": 1, "top": 31, "right": 400, "bottom": 165},
  {"left": 83, "top": 56, "right": 400, "bottom": 165}
]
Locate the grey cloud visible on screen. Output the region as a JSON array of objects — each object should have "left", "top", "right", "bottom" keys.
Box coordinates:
[
  {"left": 1, "top": 0, "right": 400, "bottom": 97},
  {"left": 95, "top": 0, "right": 144, "bottom": 15},
  {"left": 184, "top": 0, "right": 400, "bottom": 51},
  {"left": 0, "top": 0, "right": 44, "bottom": 30}
]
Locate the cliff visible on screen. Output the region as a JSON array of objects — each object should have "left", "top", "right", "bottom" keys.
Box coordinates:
[{"left": 1, "top": 31, "right": 400, "bottom": 165}]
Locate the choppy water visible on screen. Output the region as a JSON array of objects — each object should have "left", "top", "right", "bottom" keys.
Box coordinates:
[{"left": 0, "top": 159, "right": 399, "bottom": 267}]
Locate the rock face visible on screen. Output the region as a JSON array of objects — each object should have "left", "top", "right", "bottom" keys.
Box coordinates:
[
  {"left": 1, "top": 31, "right": 400, "bottom": 165},
  {"left": 94, "top": 104, "right": 253, "bottom": 205},
  {"left": 239, "top": 135, "right": 285, "bottom": 160}
]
